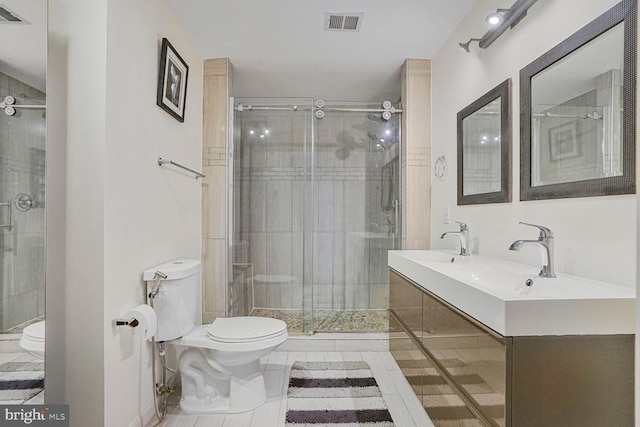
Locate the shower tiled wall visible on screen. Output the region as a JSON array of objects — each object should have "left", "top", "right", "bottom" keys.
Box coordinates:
[
  {"left": 401, "top": 59, "right": 431, "bottom": 250},
  {"left": 313, "top": 111, "right": 396, "bottom": 310},
  {"left": 234, "top": 109, "right": 309, "bottom": 311},
  {"left": 0, "top": 72, "right": 46, "bottom": 330},
  {"left": 202, "top": 59, "right": 232, "bottom": 323}
]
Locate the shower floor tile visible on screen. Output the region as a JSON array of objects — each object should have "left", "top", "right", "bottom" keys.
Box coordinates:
[{"left": 250, "top": 309, "right": 389, "bottom": 334}]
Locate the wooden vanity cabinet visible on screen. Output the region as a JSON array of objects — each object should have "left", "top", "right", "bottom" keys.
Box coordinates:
[{"left": 389, "top": 269, "right": 634, "bottom": 427}]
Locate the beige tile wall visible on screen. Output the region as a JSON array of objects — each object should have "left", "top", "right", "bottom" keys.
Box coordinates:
[
  {"left": 401, "top": 59, "right": 431, "bottom": 250},
  {"left": 202, "top": 58, "right": 232, "bottom": 323}
]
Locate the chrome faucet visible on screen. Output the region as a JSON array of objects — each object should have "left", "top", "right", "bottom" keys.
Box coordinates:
[
  {"left": 509, "top": 222, "right": 556, "bottom": 278},
  {"left": 441, "top": 220, "right": 470, "bottom": 256}
]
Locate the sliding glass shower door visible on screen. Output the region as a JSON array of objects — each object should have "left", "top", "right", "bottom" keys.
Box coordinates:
[
  {"left": 231, "top": 98, "right": 315, "bottom": 334},
  {"left": 312, "top": 103, "right": 401, "bottom": 331},
  {"left": 230, "top": 98, "right": 401, "bottom": 335}
]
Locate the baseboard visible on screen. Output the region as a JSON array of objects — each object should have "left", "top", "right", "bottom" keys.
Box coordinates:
[
  {"left": 128, "top": 414, "right": 142, "bottom": 427},
  {"left": 278, "top": 332, "right": 389, "bottom": 352},
  {"left": 137, "top": 397, "right": 157, "bottom": 427}
]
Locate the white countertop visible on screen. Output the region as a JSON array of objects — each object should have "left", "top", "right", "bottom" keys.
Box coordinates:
[{"left": 389, "top": 250, "right": 635, "bottom": 336}]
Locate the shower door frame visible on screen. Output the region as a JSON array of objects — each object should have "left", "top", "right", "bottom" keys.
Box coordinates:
[{"left": 228, "top": 98, "right": 402, "bottom": 335}]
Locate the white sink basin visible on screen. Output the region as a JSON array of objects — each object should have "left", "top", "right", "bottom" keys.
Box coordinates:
[
  {"left": 389, "top": 250, "right": 635, "bottom": 336},
  {"left": 389, "top": 249, "right": 483, "bottom": 265}
]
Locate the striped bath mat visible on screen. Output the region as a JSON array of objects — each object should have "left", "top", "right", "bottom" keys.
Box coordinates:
[
  {"left": 286, "top": 361, "right": 395, "bottom": 426},
  {"left": 0, "top": 361, "right": 44, "bottom": 403}
]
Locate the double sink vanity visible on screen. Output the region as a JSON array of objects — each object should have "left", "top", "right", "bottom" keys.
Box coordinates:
[
  {"left": 409, "top": 1, "right": 638, "bottom": 425},
  {"left": 388, "top": 249, "right": 634, "bottom": 426}
]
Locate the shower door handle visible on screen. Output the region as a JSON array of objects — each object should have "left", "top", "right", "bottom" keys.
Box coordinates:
[
  {"left": 393, "top": 199, "right": 399, "bottom": 235},
  {"left": 0, "top": 199, "right": 11, "bottom": 230}
]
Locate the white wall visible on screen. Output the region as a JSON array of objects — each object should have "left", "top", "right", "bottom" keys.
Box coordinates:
[
  {"left": 46, "top": 1, "right": 107, "bottom": 422},
  {"left": 431, "top": 0, "right": 636, "bottom": 289},
  {"left": 47, "top": 0, "right": 203, "bottom": 426},
  {"left": 104, "top": 1, "right": 203, "bottom": 426}
]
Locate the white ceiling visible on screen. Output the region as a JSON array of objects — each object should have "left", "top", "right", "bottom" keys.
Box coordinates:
[
  {"left": 0, "top": 1, "right": 478, "bottom": 101},
  {"left": 0, "top": 0, "right": 47, "bottom": 92},
  {"left": 164, "top": 0, "right": 478, "bottom": 101}
]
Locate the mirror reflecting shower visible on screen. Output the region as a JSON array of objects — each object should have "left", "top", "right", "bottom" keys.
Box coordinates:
[
  {"left": 0, "top": 0, "right": 47, "bottom": 404},
  {"left": 230, "top": 98, "right": 401, "bottom": 335}
]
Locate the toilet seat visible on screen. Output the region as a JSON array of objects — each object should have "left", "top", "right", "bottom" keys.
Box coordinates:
[
  {"left": 19, "top": 321, "right": 45, "bottom": 359},
  {"left": 206, "top": 316, "right": 286, "bottom": 343},
  {"left": 176, "top": 317, "right": 288, "bottom": 351},
  {"left": 23, "top": 321, "right": 45, "bottom": 343}
]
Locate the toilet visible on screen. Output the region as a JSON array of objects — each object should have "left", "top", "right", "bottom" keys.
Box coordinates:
[
  {"left": 143, "top": 259, "right": 287, "bottom": 414},
  {"left": 19, "top": 320, "right": 45, "bottom": 360}
]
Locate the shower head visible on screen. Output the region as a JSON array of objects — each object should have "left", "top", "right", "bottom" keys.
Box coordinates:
[
  {"left": 368, "top": 132, "right": 395, "bottom": 153},
  {"left": 367, "top": 132, "right": 380, "bottom": 142}
]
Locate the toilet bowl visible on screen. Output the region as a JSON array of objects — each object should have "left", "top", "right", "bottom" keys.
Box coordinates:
[
  {"left": 19, "top": 321, "right": 45, "bottom": 360},
  {"left": 175, "top": 316, "right": 288, "bottom": 414},
  {"left": 143, "top": 260, "right": 288, "bottom": 415}
]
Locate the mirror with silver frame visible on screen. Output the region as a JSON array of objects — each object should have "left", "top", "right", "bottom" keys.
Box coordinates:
[
  {"left": 457, "top": 79, "right": 512, "bottom": 205},
  {"left": 520, "top": 0, "right": 636, "bottom": 200}
]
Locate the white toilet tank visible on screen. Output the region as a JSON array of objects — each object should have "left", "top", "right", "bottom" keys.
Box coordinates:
[{"left": 143, "top": 259, "right": 201, "bottom": 341}]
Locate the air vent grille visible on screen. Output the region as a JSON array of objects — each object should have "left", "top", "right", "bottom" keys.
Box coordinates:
[
  {"left": 328, "top": 15, "right": 344, "bottom": 30},
  {"left": 324, "top": 12, "right": 363, "bottom": 32},
  {"left": 0, "top": 4, "right": 27, "bottom": 24}
]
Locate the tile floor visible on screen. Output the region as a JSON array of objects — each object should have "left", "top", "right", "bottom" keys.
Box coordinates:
[
  {"left": 1, "top": 333, "right": 434, "bottom": 426},
  {"left": 147, "top": 350, "right": 435, "bottom": 427}
]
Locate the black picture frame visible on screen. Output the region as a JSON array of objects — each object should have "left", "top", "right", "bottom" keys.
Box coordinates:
[{"left": 156, "top": 38, "right": 189, "bottom": 122}]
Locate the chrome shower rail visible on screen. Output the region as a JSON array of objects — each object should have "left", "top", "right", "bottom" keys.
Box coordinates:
[
  {"left": 322, "top": 107, "right": 403, "bottom": 113},
  {"left": 234, "top": 102, "right": 403, "bottom": 114},
  {"left": 5, "top": 104, "right": 46, "bottom": 109},
  {"left": 157, "top": 158, "right": 206, "bottom": 179},
  {"left": 1, "top": 95, "right": 46, "bottom": 116},
  {"left": 236, "top": 105, "right": 306, "bottom": 111},
  {"left": 534, "top": 111, "right": 602, "bottom": 120}
]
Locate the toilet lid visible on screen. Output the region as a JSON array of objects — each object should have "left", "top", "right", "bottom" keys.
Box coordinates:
[
  {"left": 23, "top": 321, "right": 45, "bottom": 343},
  {"left": 206, "top": 316, "right": 287, "bottom": 343}
]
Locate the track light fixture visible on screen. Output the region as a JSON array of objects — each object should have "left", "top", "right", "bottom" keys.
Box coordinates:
[
  {"left": 459, "top": 38, "right": 482, "bottom": 53},
  {"left": 459, "top": 0, "right": 537, "bottom": 53},
  {"left": 486, "top": 9, "right": 510, "bottom": 26}
]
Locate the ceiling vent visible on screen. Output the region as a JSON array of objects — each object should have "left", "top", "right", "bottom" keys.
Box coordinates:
[
  {"left": 324, "top": 12, "right": 363, "bottom": 32},
  {"left": 0, "top": 4, "right": 28, "bottom": 24}
]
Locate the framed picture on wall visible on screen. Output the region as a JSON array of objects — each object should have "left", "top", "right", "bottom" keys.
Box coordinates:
[
  {"left": 549, "top": 121, "right": 578, "bottom": 161},
  {"left": 156, "top": 38, "right": 189, "bottom": 122}
]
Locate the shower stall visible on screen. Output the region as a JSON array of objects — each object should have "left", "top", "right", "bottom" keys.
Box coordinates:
[
  {"left": 229, "top": 97, "right": 401, "bottom": 335},
  {"left": 0, "top": 74, "right": 46, "bottom": 332}
]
